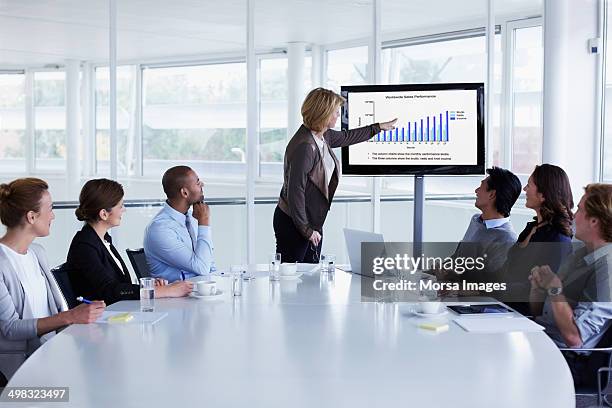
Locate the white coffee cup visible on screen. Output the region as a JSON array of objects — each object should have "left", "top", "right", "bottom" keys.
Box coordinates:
[
  {"left": 420, "top": 301, "right": 442, "bottom": 314},
  {"left": 280, "top": 263, "right": 297, "bottom": 276},
  {"left": 194, "top": 280, "right": 217, "bottom": 296}
]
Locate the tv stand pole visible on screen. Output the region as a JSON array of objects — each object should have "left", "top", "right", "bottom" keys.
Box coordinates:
[{"left": 413, "top": 175, "right": 425, "bottom": 257}]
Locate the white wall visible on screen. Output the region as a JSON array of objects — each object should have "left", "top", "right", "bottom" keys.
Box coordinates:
[{"left": 542, "top": 0, "right": 601, "bottom": 203}]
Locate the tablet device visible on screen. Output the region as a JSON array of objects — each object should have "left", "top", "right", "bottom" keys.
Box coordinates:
[{"left": 447, "top": 304, "right": 513, "bottom": 315}]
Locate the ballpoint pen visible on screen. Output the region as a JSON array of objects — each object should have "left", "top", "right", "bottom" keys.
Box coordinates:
[{"left": 76, "top": 296, "right": 93, "bottom": 304}]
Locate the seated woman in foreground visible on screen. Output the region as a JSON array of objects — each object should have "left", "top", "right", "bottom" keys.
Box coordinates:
[{"left": 0, "top": 178, "right": 105, "bottom": 378}]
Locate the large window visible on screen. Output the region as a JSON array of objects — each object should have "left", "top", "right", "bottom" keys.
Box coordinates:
[
  {"left": 509, "top": 24, "right": 543, "bottom": 174},
  {"left": 141, "top": 63, "right": 247, "bottom": 179},
  {"left": 34, "top": 71, "right": 66, "bottom": 172},
  {"left": 95, "top": 66, "right": 138, "bottom": 176},
  {"left": 0, "top": 73, "right": 26, "bottom": 173},
  {"left": 258, "top": 55, "right": 312, "bottom": 179},
  {"left": 326, "top": 46, "right": 369, "bottom": 94},
  {"left": 326, "top": 45, "right": 371, "bottom": 195}
]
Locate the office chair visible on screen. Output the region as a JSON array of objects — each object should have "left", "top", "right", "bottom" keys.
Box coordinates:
[
  {"left": 560, "top": 325, "right": 612, "bottom": 407},
  {"left": 125, "top": 248, "right": 151, "bottom": 279},
  {"left": 50, "top": 263, "right": 78, "bottom": 309}
]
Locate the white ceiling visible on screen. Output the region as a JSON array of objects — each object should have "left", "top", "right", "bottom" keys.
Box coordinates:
[{"left": 0, "top": 0, "right": 542, "bottom": 68}]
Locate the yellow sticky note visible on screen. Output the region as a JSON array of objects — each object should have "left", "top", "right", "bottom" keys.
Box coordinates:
[
  {"left": 107, "top": 312, "right": 134, "bottom": 323},
  {"left": 418, "top": 322, "right": 449, "bottom": 333}
]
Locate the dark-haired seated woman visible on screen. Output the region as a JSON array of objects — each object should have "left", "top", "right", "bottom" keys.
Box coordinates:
[
  {"left": 500, "top": 164, "right": 574, "bottom": 313},
  {"left": 0, "top": 178, "right": 105, "bottom": 378},
  {"left": 66, "top": 179, "right": 193, "bottom": 305}
]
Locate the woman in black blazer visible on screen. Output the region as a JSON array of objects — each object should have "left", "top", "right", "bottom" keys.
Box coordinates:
[
  {"left": 66, "top": 179, "right": 193, "bottom": 305},
  {"left": 499, "top": 164, "right": 574, "bottom": 314}
]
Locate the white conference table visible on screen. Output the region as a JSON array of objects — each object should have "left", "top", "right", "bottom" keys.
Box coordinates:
[{"left": 2, "top": 266, "right": 575, "bottom": 408}]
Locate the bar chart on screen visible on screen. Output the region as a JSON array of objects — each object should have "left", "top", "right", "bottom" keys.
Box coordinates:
[{"left": 347, "top": 88, "right": 478, "bottom": 166}]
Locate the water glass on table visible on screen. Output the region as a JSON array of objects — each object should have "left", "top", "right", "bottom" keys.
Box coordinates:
[
  {"left": 320, "top": 254, "right": 336, "bottom": 274},
  {"left": 139, "top": 277, "right": 155, "bottom": 312},
  {"left": 230, "top": 264, "right": 245, "bottom": 296},
  {"left": 269, "top": 253, "right": 281, "bottom": 281}
]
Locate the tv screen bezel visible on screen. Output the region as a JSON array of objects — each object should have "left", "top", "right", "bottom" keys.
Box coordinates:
[{"left": 340, "top": 82, "right": 485, "bottom": 176}]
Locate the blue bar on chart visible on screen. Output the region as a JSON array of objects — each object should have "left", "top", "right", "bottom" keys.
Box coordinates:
[
  {"left": 446, "top": 111, "right": 450, "bottom": 141},
  {"left": 420, "top": 119, "right": 424, "bottom": 142},
  {"left": 426, "top": 117, "right": 429, "bottom": 142},
  {"left": 433, "top": 116, "right": 436, "bottom": 141},
  {"left": 407, "top": 123, "right": 411, "bottom": 142}
]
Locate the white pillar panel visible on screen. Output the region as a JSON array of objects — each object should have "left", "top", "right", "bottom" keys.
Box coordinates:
[
  {"left": 287, "top": 42, "right": 306, "bottom": 138},
  {"left": 81, "top": 63, "right": 95, "bottom": 177},
  {"left": 542, "top": 0, "right": 599, "bottom": 198},
  {"left": 311, "top": 44, "right": 324, "bottom": 89},
  {"left": 109, "top": 0, "right": 118, "bottom": 181},
  {"left": 246, "top": 0, "right": 257, "bottom": 264},
  {"left": 486, "top": 0, "right": 495, "bottom": 169},
  {"left": 65, "top": 59, "right": 81, "bottom": 196},
  {"left": 24, "top": 71, "right": 34, "bottom": 174},
  {"left": 369, "top": 0, "right": 382, "bottom": 233}
]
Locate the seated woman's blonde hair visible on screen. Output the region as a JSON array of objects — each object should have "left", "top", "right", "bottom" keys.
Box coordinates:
[{"left": 301, "top": 88, "right": 346, "bottom": 132}]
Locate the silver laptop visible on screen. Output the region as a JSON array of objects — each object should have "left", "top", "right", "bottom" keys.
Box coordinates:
[{"left": 343, "top": 228, "right": 384, "bottom": 276}]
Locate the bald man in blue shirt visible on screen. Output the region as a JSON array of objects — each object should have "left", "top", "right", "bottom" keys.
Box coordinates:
[{"left": 144, "top": 166, "right": 216, "bottom": 282}]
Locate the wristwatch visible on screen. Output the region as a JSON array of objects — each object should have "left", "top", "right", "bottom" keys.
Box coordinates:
[{"left": 547, "top": 286, "right": 563, "bottom": 297}]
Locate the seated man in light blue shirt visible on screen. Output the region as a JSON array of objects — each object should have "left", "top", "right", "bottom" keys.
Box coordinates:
[
  {"left": 144, "top": 166, "right": 216, "bottom": 282},
  {"left": 530, "top": 184, "right": 612, "bottom": 386}
]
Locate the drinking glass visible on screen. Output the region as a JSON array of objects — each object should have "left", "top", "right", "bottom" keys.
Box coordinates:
[
  {"left": 139, "top": 277, "right": 155, "bottom": 312},
  {"left": 320, "top": 254, "right": 336, "bottom": 273},
  {"left": 269, "top": 253, "right": 281, "bottom": 281},
  {"left": 230, "top": 264, "right": 244, "bottom": 296}
]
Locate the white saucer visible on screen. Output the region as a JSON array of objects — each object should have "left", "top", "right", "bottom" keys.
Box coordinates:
[
  {"left": 414, "top": 309, "right": 448, "bottom": 318},
  {"left": 189, "top": 290, "right": 224, "bottom": 300},
  {"left": 279, "top": 273, "right": 303, "bottom": 280}
]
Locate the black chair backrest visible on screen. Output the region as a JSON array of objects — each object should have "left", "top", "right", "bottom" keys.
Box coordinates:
[
  {"left": 51, "top": 263, "right": 78, "bottom": 309},
  {"left": 125, "top": 248, "right": 151, "bottom": 279}
]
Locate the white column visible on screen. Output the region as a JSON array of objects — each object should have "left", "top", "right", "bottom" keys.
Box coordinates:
[
  {"left": 542, "top": 0, "right": 599, "bottom": 198},
  {"left": 24, "top": 71, "right": 34, "bottom": 174},
  {"left": 246, "top": 0, "right": 258, "bottom": 264},
  {"left": 287, "top": 42, "right": 306, "bottom": 138},
  {"left": 65, "top": 59, "right": 81, "bottom": 196},
  {"left": 485, "top": 0, "right": 495, "bottom": 169},
  {"left": 109, "top": 0, "right": 118, "bottom": 181},
  {"left": 369, "top": 0, "right": 382, "bottom": 233},
  {"left": 311, "top": 44, "right": 324, "bottom": 89},
  {"left": 81, "top": 63, "right": 95, "bottom": 177}
]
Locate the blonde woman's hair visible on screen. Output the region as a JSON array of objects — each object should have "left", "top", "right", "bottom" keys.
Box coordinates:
[{"left": 301, "top": 88, "right": 346, "bottom": 132}]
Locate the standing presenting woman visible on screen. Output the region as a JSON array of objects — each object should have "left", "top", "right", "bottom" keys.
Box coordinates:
[
  {"left": 66, "top": 179, "right": 193, "bottom": 305},
  {"left": 274, "top": 87, "right": 396, "bottom": 263}
]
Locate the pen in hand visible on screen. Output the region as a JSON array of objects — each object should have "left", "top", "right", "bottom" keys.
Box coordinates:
[{"left": 76, "top": 296, "right": 93, "bottom": 304}]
